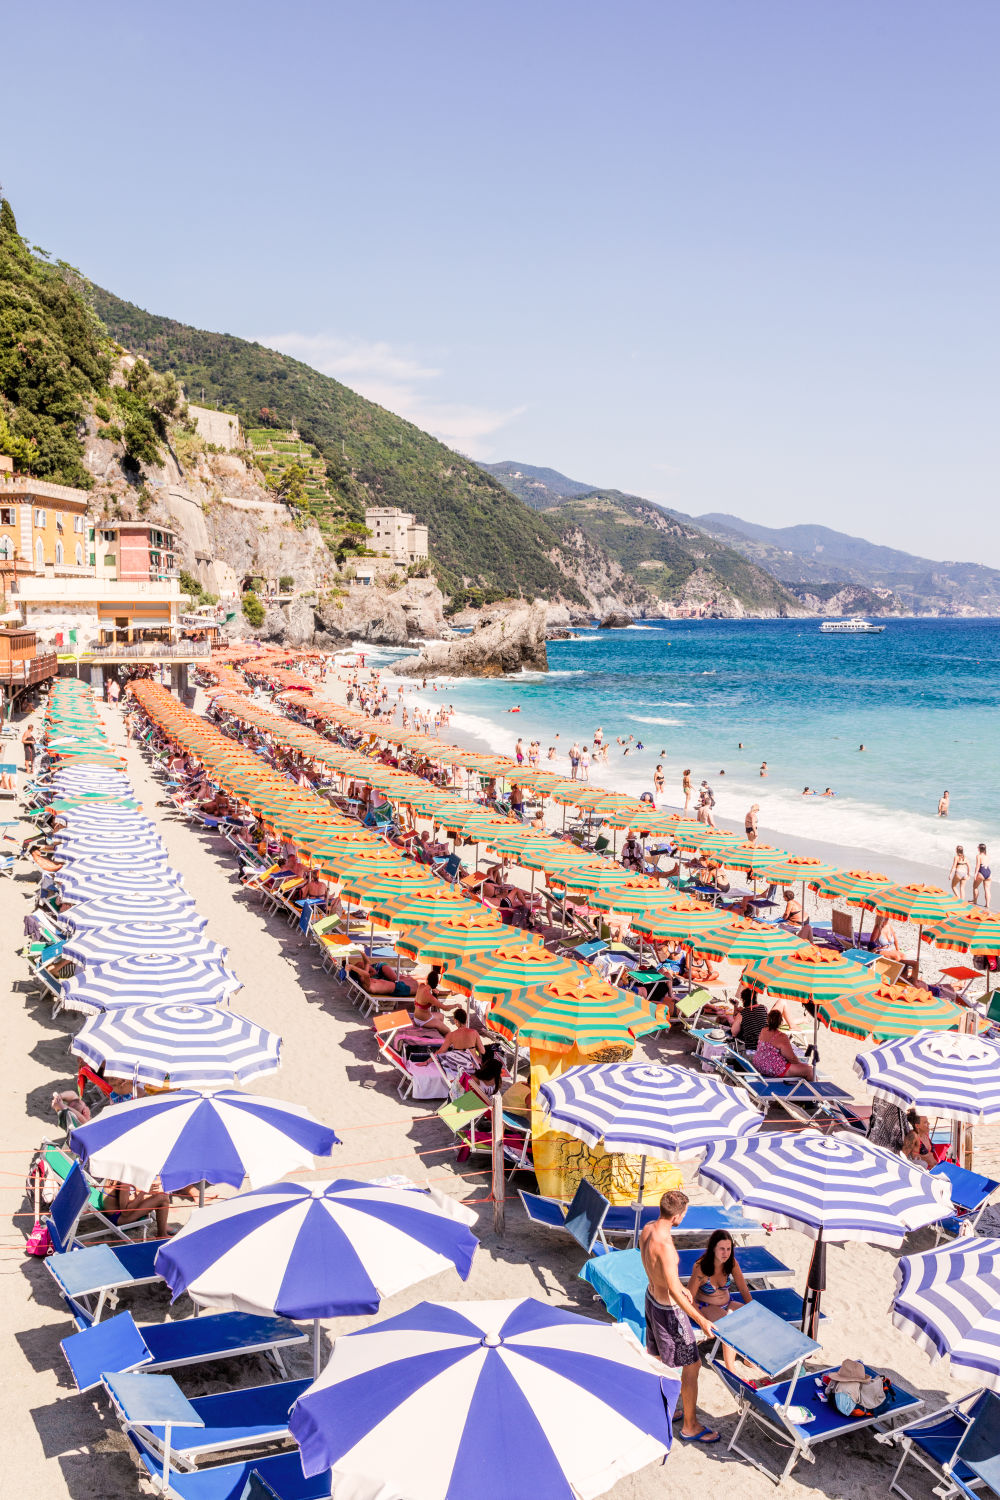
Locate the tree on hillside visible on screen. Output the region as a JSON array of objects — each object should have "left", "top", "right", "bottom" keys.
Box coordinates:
[{"left": 268, "top": 462, "right": 308, "bottom": 506}]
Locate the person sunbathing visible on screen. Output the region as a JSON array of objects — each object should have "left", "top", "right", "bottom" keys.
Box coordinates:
[
  {"left": 868, "top": 912, "right": 905, "bottom": 961},
  {"left": 754, "top": 1010, "right": 814, "bottom": 1081},
  {"left": 436, "top": 1008, "right": 484, "bottom": 1060},
  {"left": 683, "top": 951, "right": 720, "bottom": 985},
  {"left": 687, "top": 1231, "right": 753, "bottom": 1372},
  {"left": 778, "top": 888, "right": 804, "bottom": 926},
  {"left": 412, "top": 983, "right": 451, "bottom": 1035},
  {"left": 101, "top": 1178, "right": 172, "bottom": 1237},
  {"left": 349, "top": 953, "right": 418, "bottom": 997},
  {"left": 901, "top": 1131, "right": 929, "bottom": 1169}
]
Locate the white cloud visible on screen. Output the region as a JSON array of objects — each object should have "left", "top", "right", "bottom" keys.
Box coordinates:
[{"left": 255, "top": 330, "right": 524, "bottom": 458}]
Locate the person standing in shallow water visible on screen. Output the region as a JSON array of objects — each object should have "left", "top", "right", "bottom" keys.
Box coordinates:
[
  {"left": 682, "top": 768, "right": 692, "bottom": 812},
  {"left": 938, "top": 790, "right": 950, "bottom": 817}
]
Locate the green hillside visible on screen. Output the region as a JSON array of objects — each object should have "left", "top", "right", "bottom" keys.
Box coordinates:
[{"left": 91, "top": 289, "right": 581, "bottom": 605}]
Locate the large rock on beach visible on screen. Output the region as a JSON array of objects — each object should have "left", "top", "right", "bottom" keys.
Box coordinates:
[
  {"left": 395, "top": 602, "right": 549, "bottom": 678},
  {"left": 599, "top": 609, "right": 633, "bottom": 629}
]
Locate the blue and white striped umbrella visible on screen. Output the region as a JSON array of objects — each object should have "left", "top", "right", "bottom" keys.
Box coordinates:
[
  {"left": 893, "top": 1239, "right": 1000, "bottom": 1390},
  {"left": 698, "top": 1128, "right": 951, "bottom": 1245},
  {"left": 289, "top": 1297, "right": 678, "bottom": 1497},
  {"left": 156, "top": 1179, "right": 478, "bottom": 1322},
  {"left": 61, "top": 953, "right": 242, "bottom": 1014},
  {"left": 56, "top": 871, "right": 188, "bottom": 904},
  {"left": 539, "top": 1062, "right": 762, "bottom": 1160},
  {"left": 71, "top": 1003, "right": 280, "bottom": 1086},
  {"left": 62, "top": 923, "right": 228, "bottom": 968},
  {"left": 55, "top": 848, "right": 173, "bottom": 873},
  {"left": 856, "top": 1030, "right": 1000, "bottom": 1125},
  {"left": 53, "top": 830, "right": 165, "bottom": 855},
  {"left": 65, "top": 894, "right": 206, "bottom": 933},
  {"left": 52, "top": 815, "right": 154, "bottom": 837},
  {"left": 69, "top": 1089, "right": 340, "bottom": 1192}
]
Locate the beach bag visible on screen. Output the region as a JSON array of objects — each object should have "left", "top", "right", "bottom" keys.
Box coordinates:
[
  {"left": 823, "top": 1360, "right": 892, "bottom": 1417},
  {"left": 25, "top": 1174, "right": 51, "bottom": 1258}
]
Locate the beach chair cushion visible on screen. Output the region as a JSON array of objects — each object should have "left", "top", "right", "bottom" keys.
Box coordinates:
[
  {"left": 130, "top": 1436, "right": 331, "bottom": 1500},
  {"left": 62, "top": 1306, "right": 307, "bottom": 1387},
  {"left": 138, "top": 1378, "right": 312, "bottom": 1462},
  {"left": 951, "top": 1391, "right": 1000, "bottom": 1496},
  {"left": 518, "top": 1180, "right": 611, "bottom": 1253}
]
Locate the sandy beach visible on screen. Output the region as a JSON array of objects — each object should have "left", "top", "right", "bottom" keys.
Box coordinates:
[{"left": 4, "top": 680, "right": 999, "bottom": 1498}]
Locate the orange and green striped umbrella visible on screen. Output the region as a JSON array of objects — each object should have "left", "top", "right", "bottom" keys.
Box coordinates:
[
  {"left": 513, "top": 769, "right": 565, "bottom": 792},
  {"left": 370, "top": 890, "right": 484, "bottom": 927},
  {"left": 718, "top": 843, "right": 789, "bottom": 871},
  {"left": 630, "top": 905, "right": 727, "bottom": 941},
  {"left": 521, "top": 845, "right": 596, "bottom": 873},
  {"left": 744, "top": 945, "right": 879, "bottom": 1001},
  {"left": 488, "top": 833, "right": 559, "bottom": 862},
  {"left": 807, "top": 868, "right": 893, "bottom": 908},
  {"left": 815, "top": 982, "right": 965, "bottom": 1041},
  {"left": 588, "top": 879, "right": 705, "bottom": 917},
  {"left": 545, "top": 863, "right": 641, "bottom": 895},
  {"left": 692, "top": 918, "right": 809, "bottom": 963},
  {"left": 927, "top": 908, "right": 1000, "bottom": 955},
  {"left": 445, "top": 943, "right": 582, "bottom": 1003},
  {"left": 488, "top": 972, "right": 664, "bottom": 1054},
  {"left": 867, "top": 883, "right": 966, "bottom": 925},
  {"left": 339, "top": 867, "right": 445, "bottom": 903},
  {"left": 396, "top": 915, "right": 527, "bottom": 964},
  {"left": 753, "top": 854, "right": 837, "bottom": 884},
  {"left": 550, "top": 786, "right": 610, "bottom": 809}
]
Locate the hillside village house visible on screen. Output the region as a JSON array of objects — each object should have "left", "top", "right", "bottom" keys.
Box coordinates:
[
  {"left": 0, "top": 455, "right": 91, "bottom": 578},
  {"left": 364, "top": 506, "right": 429, "bottom": 567},
  {"left": 94, "top": 520, "right": 178, "bottom": 583}
]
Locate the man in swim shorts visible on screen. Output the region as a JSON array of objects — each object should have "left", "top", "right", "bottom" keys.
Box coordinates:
[{"left": 639, "top": 1189, "right": 719, "bottom": 1444}]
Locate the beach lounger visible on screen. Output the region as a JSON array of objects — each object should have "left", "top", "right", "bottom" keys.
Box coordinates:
[
  {"left": 579, "top": 1247, "right": 795, "bottom": 1343},
  {"left": 105, "top": 1370, "right": 311, "bottom": 1470},
  {"left": 714, "top": 1046, "right": 865, "bottom": 1130},
  {"left": 438, "top": 1089, "right": 531, "bottom": 1175},
  {"left": 374, "top": 1033, "right": 449, "bottom": 1100},
  {"left": 711, "top": 1300, "right": 922, "bottom": 1484},
  {"left": 128, "top": 1434, "right": 331, "bottom": 1500},
  {"left": 518, "top": 1180, "right": 612, "bottom": 1254},
  {"left": 929, "top": 1161, "right": 1000, "bottom": 1242},
  {"left": 884, "top": 1389, "right": 995, "bottom": 1500},
  {"left": 46, "top": 1239, "right": 167, "bottom": 1322},
  {"left": 39, "top": 1155, "right": 155, "bottom": 1249},
  {"left": 61, "top": 1306, "right": 307, "bottom": 1390}
]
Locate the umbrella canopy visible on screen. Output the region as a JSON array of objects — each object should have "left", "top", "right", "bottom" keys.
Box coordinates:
[
  {"left": 445, "top": 944, "right": 582, "bottom": 1003},
  {"left": 715, "top": 843, "right": 788, "bottom": 871},
  {"left": 692, "top": 918, "right": 808, "bottom": 963},
  {"left": 60, "top": 953, "right": 242, "bottom": 1014},
  {"left": 396, "top": 915, "right": 519, "bottom": 964},
  {"left": 71, "top": 1003, "right": 281, "bottom": 1087},
  {"left": 538, "top": 1062, "right": 762, "bottom": 1159},
  {"left": 751, "top": 855, "right": 837, "bottom": 884},
  {"left": 745, "top": 945, "right": 880, "bottom": 1002},
  {"left": 855, "top": 1029, "right": 1000, "bottom": 1123},
  {"left": 340, "top": 868, "right": 445, "bottom": 904},
  {"left": 808, "top": 868, "right": 893, "bottom": 907},
  {"left": 54, "top": 847, "right": 172, "bottom": 873},
  {"left": 816, "top": 982, "right": 964, "bottom": 1041},
  {"left": 69, "top": 1089, "right": 339, "bottom": 1192},
  {"left": 698, "top": 1128, "right": 950, "bottom": 1246},
  {"left": 65, "top": 894, "right": 206, "bottom": 933},
  {"left": 893, "top": 1239, "right": 1000, "bottom": 1391},
  {"left": 587, "top": 878, "right": 694, "bottom": 917},
  {"left": 629, "top": 905, "right": 725, "bottom": 941},
  {"left": 489, "top": 972, "right": 663, "bottom": 1054},
  {"left": 869, "top": 883, "right": 966, "bottom": 925},
  {"left": 368, "top": 890, "right": 485, "bottom": 928},
  {"left": 55, "top": 871, "right": 190, "bottom": 904},
  {"left": 927, "top": 908, "right": 1000, "bottom": 954},
  {"left": 545, "top": 863, "right": 640, "bottom": 895},
  {"left": 155, "top": 1178, "right": 478, "bottom": 1319},
  {"left": 52, "top": 830, "right": 165, "bottom": 855},
  {"left": 289, "top": 1297, "right": 677, "bottom": 1496},
  {"left": 61, "top": 923, "right": 228, "bottom": 967}
]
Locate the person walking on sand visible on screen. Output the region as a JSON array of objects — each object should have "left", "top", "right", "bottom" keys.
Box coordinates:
[
  {"left": 579, "top": 745, "right": 590, "bottom": 780},
  {"left": 682, "top": 768, "right": 692, "bottom": 813},
  {"left": 653, "top": 764, "right": 665, "bottom": 802},
  {"left": 938, "top": 790, "right": 950, "bottom": 817},
  {"left": 21, "top": 723, "right": 36, "bottom": 775},
  {"left": 515, "top": 738, "right": 524, "bottom": 765},
  {"left": 569, "top": 741, "right": 581, "bottom": 780},
  {"left": 950, "top": 846, "right": 970, "bottom": 901},
  {"left": 745, "top": 802, "right": 759, "bottom": 844},
  {"left": 974, "top": 844, "right": 992, "bottom": 909},
  {"left": 640, "top": 1189, "right": 719, "bottom": 1445}
]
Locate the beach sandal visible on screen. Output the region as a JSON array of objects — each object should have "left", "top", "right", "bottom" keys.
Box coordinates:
[{"left": 679, "top": 1427, "right": 720, "bottom": 1444}]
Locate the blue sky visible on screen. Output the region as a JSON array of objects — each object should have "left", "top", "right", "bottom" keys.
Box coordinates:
[{"left": 4, "top": 2, "right": 998, "bottom": 560}]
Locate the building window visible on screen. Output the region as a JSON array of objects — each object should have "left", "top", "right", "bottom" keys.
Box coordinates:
[
  {"left": 75, "top": 542, "right": 84, "bottom": 566},
  {"left": 0, "top": 537, "right": 11, "bottom": 560},
  {"left": 101, "top": 530, "right": 115, "bottom": 543},
  {"left": 55, "top": 541, "right": 64, "bottom": 566},
  {"left": 0, "top": 507, "right": 14, "bottom": 525},
  {"left": 34, "top": 509, "right": 46, "bottom": 528},
  {"left": 103, "top": 556, "right": 115, "bottom": 568},
  {"left": 74, "top": 515, "right": 85, "bottom": 533},
  {"left": 35, "top": 537, "right": 44, "bottom": 567},
  {"left": 56, "top": 516, "right": 64, "bottom": 532}
]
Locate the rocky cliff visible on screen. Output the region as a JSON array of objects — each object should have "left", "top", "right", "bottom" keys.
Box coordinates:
[{"left": 394, "top": 602, "right": 548, "bottom": 678}]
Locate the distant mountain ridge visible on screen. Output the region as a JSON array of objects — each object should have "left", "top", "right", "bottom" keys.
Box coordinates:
[
  {"left": 695, "top": 513, "right": 1000, "bottom": 614},
  {"left": 483, "top": 463, "right": 806, "bottom": 618}
]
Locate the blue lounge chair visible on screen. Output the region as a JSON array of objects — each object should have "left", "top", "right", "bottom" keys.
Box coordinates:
[
  {"left": 46, "top": 1158, "right": 154, "bottom": 1251},
  {"left": 930, "top": 1161, "right": 1000, "bottom": 1242},
  {"left": 46, "top": 1239, "right": 167, "bottom": 1321},
  {"left": 61, "top": 1307, "right": 308, "bottom": 1391},
  {"left": 579, "top": 1246, "right": 794, "bottom": 1343},
  {"left": 948, "top": 1391, "right": 1000, "bottom": 1500},
  {"left": 104, "top": 1370, "right": 310, "bottom": 1470},
  {"left": 885, "top": 1389, "right": 993, "bottom": 1500},
  {"left": 712, "top": 1046, "right": 866, "bottom": 1130},
  {"left": 712, "top": 1301, "right": 922, "bottom": 1484},
  {"left": 518, "top": 1179, "right": 611, "bottom": 1254},
  {"left": 128, "top": 1434, "right": 331, "bottom": 1500}
]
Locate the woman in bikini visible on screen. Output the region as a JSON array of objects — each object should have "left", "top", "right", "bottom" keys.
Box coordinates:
[
  {"left": 687, "top": 1231, "right": 752, "bottom": 1372},
  {"left": 950, "top": 845, "right": 970, "bottom": 901},
  {"left": 412, "top": 982, "right": 450, "bottom": 1035},
  {"left": 349, "top": 953, "right": 418, "bottom": 998},
  {"left": 974, "top": 844, "right": 992, "bottom": 909},
  {"left": 754, "top": 1009, "right": 814, "bottom": 1081}
]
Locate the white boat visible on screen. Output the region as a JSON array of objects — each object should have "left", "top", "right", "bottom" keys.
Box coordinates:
[{"left": 819, "top": 618, "right": 885, "bottom": 634}]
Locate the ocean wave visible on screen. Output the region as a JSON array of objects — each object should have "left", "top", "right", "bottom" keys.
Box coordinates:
[
  {"left": 517, "top": 669, "right": 586, "bottom": 679},
  {"left": 640, "top": 700, "right": 694, "bottom": 708},
  {"left": 570, "top": 635, "right": 601, "bottom": 642},
  {"left": 624, "top": 624, "right": 654, "bottom": 630},
  {"left": 628, "top": 715, "right": 683, "bottom": 727}
]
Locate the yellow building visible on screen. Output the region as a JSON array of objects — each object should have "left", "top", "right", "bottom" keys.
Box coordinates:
[{"left": 0, "top": 457, "right": 92, "bottom": 580}]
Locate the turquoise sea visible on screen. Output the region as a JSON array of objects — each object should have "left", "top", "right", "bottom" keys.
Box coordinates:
[{"left": 368, "top": 618, "right": 1000, "bottom": 877}]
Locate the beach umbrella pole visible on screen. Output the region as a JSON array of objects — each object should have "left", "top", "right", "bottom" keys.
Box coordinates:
[
  {"left": 313, "top": 1318, "right": 322, "bottom": 1380},
  {"left": 198, "top": 1179, "right": 205, "bottom": 1209},
  {"left": 632, "top": 1155, "right": 648, "bottom": 1248},
  {"left": 801, "top": 1231, "right": 826, "bottom": 1341}
]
